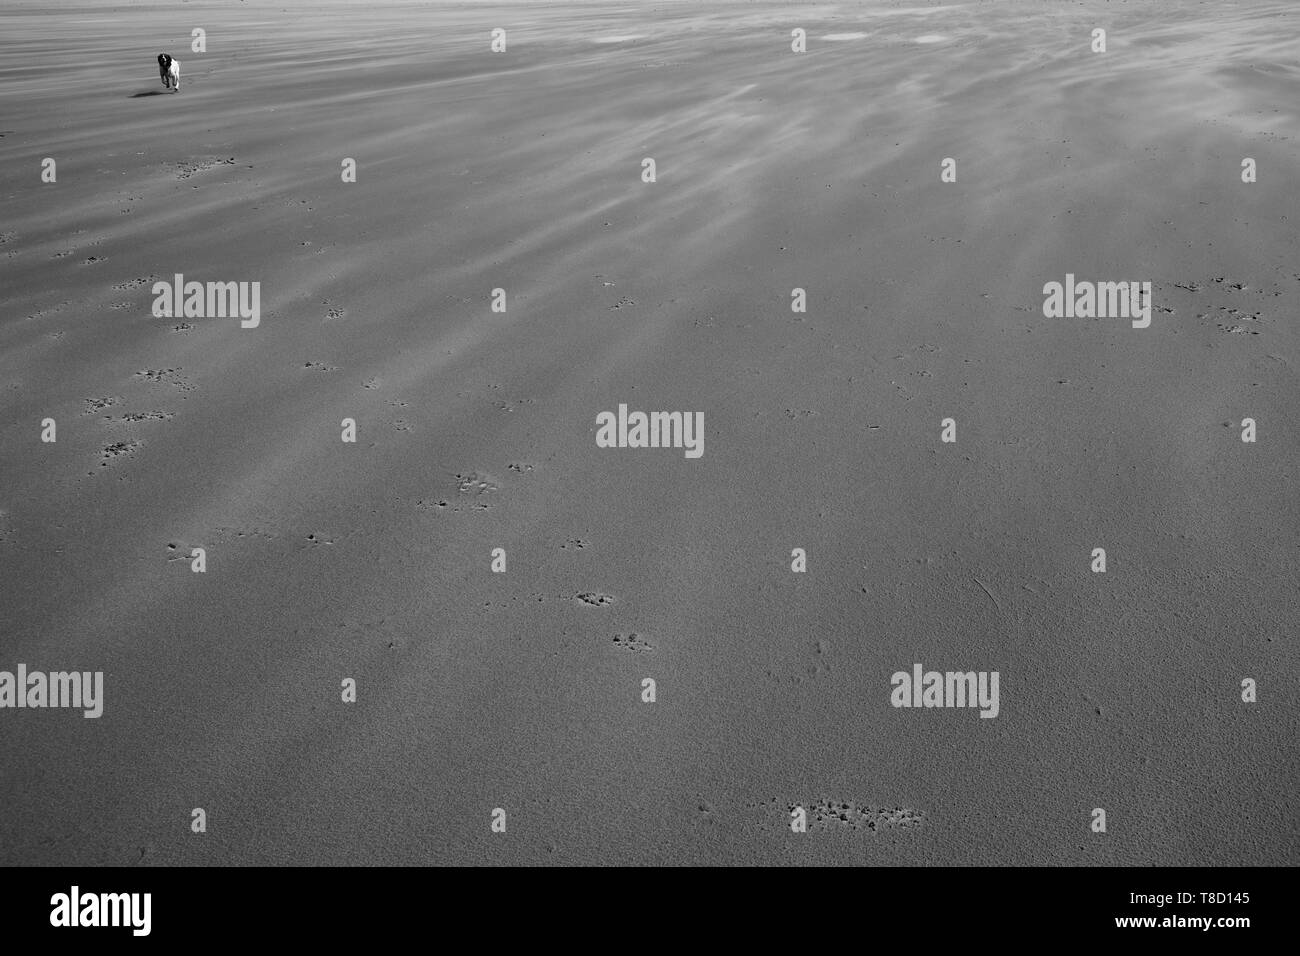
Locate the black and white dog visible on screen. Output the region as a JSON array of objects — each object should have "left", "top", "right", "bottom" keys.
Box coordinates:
[{"left": 157, "top": 53, "right": 181, "bottom": 92}]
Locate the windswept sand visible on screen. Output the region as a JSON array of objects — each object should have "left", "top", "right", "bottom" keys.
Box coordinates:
[{"left": 1, "top": 0, "right": 1297, "bottom": 865}]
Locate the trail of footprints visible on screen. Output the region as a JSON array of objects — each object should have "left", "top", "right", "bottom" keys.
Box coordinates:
[
  {"left": 1168, "top": 275, "right": 1283, "bottom": 336},
  {"left": 81, "top": 376, "right": 189, "bottom": 472},
  {"left": 19, "top": 29, "right": 1297, "bottom": 861},
  {"left": 81, "top": 395, "right": 173, "bottom": 472}
]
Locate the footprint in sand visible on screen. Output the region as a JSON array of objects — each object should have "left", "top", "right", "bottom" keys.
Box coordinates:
[
  {"left": 134, "top": 368, "right": 195, "bottom": 391},
  {"left": 415, "top": 472, "right": 497, "bottom": 513},
  {"left": 414, "top": 471, "right": 503, "bottom": 514},
  {"left": 113, "top": 276, "right": 160, "bottom": 291},
  {"left": 84, "top": 397, "right": 121, "bottom": 414},
  {"left": 612, "top": 633, "right": 652, "bottom": 652},
  {"left": 99, "top": 440, "right": 143, "bottom": 466},
  {"left": 174, "top": 157, "right": 236, "bottom": 180},
  {"left": 1201, "top": 304, "right": 1264, "bottom": 335},
  {"left": 25, "top": 303, "right": 69, "bottom": 320},
  {"left": 103, "top": 410, "right": 174, "bottom": 424},
  {"left": 456, "top": 472, "right": 499, "bottom": 495},
  {"left": 786, "top": 799, "right": 925, "bottom": 833}
]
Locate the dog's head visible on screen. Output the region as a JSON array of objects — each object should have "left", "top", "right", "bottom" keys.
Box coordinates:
[{"left": 158, "top": 54, "right": 172, "bottom": 70}]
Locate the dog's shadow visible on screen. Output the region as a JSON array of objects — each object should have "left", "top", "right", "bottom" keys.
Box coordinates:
[{"left": 129, "top": 90, "right": 170, "bottom": 98}]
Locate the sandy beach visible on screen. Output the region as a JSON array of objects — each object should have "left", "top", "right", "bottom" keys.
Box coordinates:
[{"left": 1, "top": 0, "right": 1297, "bottom": 865}]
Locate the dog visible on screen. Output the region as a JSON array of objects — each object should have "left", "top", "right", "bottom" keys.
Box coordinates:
[{"left": 157, "top": 53, "right": 180, "bottom": 92}]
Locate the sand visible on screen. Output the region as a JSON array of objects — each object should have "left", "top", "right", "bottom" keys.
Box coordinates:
[{"left": 1, "top": 0, "right": 1297, "bottom": 866}]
